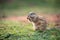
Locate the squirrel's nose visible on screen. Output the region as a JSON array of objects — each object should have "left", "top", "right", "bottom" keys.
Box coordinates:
[{"left": 27, "top": 17, "right": 29, "bottom": 19}]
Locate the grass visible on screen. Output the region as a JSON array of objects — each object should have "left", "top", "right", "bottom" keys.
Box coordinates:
[
  {"left": 4, "top": 6, "right": 60, "bottom": 17},
  {"left": 0, "top": 20, "right": 60, "bottom": 40},
  {"left": 1, "top": 0, "right": 60, "bottom": 16},
  {"left": 0, "top": 0, "right": 60, "bottom": 40}
]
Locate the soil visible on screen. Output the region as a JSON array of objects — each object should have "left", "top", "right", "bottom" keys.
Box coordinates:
[{"left": 1, "top": 14, "right": 60, "bottom": 24}]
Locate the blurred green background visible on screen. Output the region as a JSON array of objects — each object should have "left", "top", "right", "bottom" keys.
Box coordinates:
[{"left": 0, "top": 0, "right": 60, "bottom": 17}]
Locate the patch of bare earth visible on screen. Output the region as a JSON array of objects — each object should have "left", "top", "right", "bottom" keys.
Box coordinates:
[
  {"left": 1, "top": 14, "right": 60, "bottom": 24},
  {"left": 3, "top": 16, "right": 28, "bottom": 23}
]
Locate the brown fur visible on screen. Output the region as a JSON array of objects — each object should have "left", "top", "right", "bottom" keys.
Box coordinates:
[{"left": 27, "top": 12, "right": 47, "bottom": 31}]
